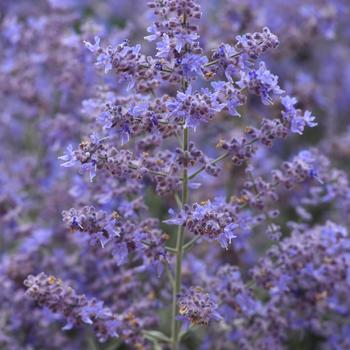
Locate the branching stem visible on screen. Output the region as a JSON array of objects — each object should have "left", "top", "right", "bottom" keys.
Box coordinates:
[{"left": 171, "top": 126, "right": 189, "bottom": 350}]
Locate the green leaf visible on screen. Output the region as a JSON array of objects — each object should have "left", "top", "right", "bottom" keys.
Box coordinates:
[
  {"left": 143, "top": 330, "right": 172, "bottom": 343},
  {"left": 179, "top": 324, "right": 199, "bottom": 341}
]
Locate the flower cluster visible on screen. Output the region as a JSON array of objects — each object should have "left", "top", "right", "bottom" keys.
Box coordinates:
[
  {"left": 85, "top": 37, "right": 159, "bottom": 92},
  {"left": 167, "top": 87, "right": 225, "bottom": 129},
  {"left": 235, "top": 27, "right": 279, "bottom": 59},
  {"left": 177, "top": 287, "right": 222, "bottom": 325},
  {"left": 212, "top": 265, "right": 261, "bottom": 319},
  {"left": 24, "top": 273, "right": 146, "bottom": 345},
  {"left": 62, "top": 206, "right": 169, "bottom": 270},
  {"left": 146, "top": 0, "right": 202, "bottom": 53},
  {"left": 165, "top": 198, "right": 251, "bottom": 249},
  {"left": 249, "top": 222, "right": 350, "bottom": 349}
]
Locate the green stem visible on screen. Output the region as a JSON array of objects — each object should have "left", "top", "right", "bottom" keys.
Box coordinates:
[
  {"left": 171, "top": 127, "right": 189, "bottom": 350},
  {"left": 166, "top": 246, "right": 178, "bottom": 254},
  {"left": 174, "top": 193, "right": 182, "bottom": 209},
  {"left": 166, "top": 264, "right": 175, "bottom": 287},
  {"left": 203, "top": 41, "right": 264, "bottom": 69},
  {"left": 128, "top": 164, "right": 168, "bottom": 177},
  {"left": 87, "top": 336, "right": 99, "bottom": 350},
  {"left": 171, "top": 10, "right": 190, "bottom": 349},
  {"left": 183, "top": 235, "right": 200, "bottom": 252},
  {"left": 188, "top": 152, "right": 229, "bottom": 180},
  {"left": 187, "top": 137, "right": 259, "bottom": 181}
]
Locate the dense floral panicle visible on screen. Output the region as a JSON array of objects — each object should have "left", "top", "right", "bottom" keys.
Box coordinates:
[
  {"left": 281, "top": 96, "right": 317, "bottom": 134},
  {"left": 0, "top": 270, "right": 82, "bottom": 350},
  {"left": 210, "top": 81, "right": 246, "bottom": 116},
  {"left": 62, "top": 206, "right": 169, "bottom": 269},
  {"left": 23, "top": 273, "right": 152, "bottom": 348},
  {"left": 84, "top": 38, "right": 158, "bottom": 92},
  {"left": 218, "top": 109, "right": 317, "bottom": 169},
  {"left": 87, "top": 92, "right": 183, "bottom": 142},
  {"left": 249, "top": 221, "right": 350, "bottom": 348},
  {"left": 270, "top": 150, "right": 322, "bottom": 189},
  {"left": 223, "top": 150, "right": 323, "bottom": 241},
  {"left": 62, "top": 206, "right": 119, "bottom": 246},
  {"left": 146, "top": 0, "right": 202, "bottom": 53},
  {"left": 197, "top": 223, "right": 350, "bottom": 350},
  {"left": 206, "top": 27, "right": 279, "bottom": 81},
  {"left": 212, "top": 265, "right": 261, "bottom": 320},
  {"left": 167, "top": 87, "right": 225, "bottom": 129},
  {"left": 235, "top": 27, "right": 279, "bottom": 59},
  {"left": 97, "top": 96, "right": 179, "bottom": 143},
  {"left": 177, "top": 287, "right": 222, "bottom": 325},
  {"left": 237, "top": 62, "right": 284, "bottom": 105},
  {"left": 212, "top": 149, "right": 320, "bottom": 222},
  {"left": 295, "top": 152, "right": 350, "bottom": 223},
  {"left": 143, "top": 0, "right": 212, "bottom": 85},
  {"left": 165, "top": 198, "right": 251, "bottom": 249},
  {"left": 59, "top": 130, "right": 226, "bottom": 196},
  {"left": 24, "top": 273, "right": 121, "bottom": 341},
  {"left": 59, "top": 136, "right": 139, "bottom": 181}
]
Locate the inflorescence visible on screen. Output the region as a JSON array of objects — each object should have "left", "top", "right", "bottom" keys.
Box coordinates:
[{"left": 1, "top": 0, "right": 349, "bottom": 349}]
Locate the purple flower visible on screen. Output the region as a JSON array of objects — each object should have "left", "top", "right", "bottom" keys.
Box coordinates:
[
  {"left": 281, "top": 96, "right": 317, "bottom": 134},
  {"left": 98, "top": 111, "right": 113, "bottom": 129},
  {"left": 23, "top": 273, "right": 127, "bottom": 342},
  {"left": 84, "top": 36, "right": 101, "bottom": 53},
  {"left": 167, "top": 87, "right": 224, "bottom": 129},
  {"left": 112, "top": 242, "right": 129, "bottom": 266},
  {"left": 96, "top": 52, "right": 113, "bottom": 73},
  {"left": 163, "top": 208, "right": 186, "bottom": 225},
  {"left": 303, "top": 110, "right": 317, "bottom": 128},
  {"left": 79, "top": 300, "right": 113, "bottom": 325},
  {"left": 181, "top": 53, "right": 208, "bottom": 79},
  {"left": 219, "top": 223, "right": 239, "bottom": 249},
  {"left": 144, "top": 24, "right": 158, "bottom": 42},
  {"left": 82, "top": 161, "right": 97, "bottom": 182},
  {"left": 174, "top": 32, "right": 199, "bottom": 53},
  {"left": 281, "top": 95, "right": 298, "bottom": 110},
  {"left": 291, "top": 116, "right": 305, "bottom": 134},
  {"left": 59, "top": 145, "right": 77, "bottom": 168},
  {"left": 237, "top": 62, "right": 284, "bottom": 105},
  {"left": 177, "top": 287, "right": 222, "bottom": 326},
  {"left": 165, "top": 198, "right": 246, "bottom": 248},
  {"left": 211, "top": 81, "right": 243, "bottom": 117},
  {"left": 156, "top": 34, "right": 171, "bottom": 58}
]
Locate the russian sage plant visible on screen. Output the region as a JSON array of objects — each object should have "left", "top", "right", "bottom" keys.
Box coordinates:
[
  {"left": 1, "top": 0, "right": 350, "bottom": 350},
  {"left": 27, "top": 0, "right": 318, "bottom": 347}
]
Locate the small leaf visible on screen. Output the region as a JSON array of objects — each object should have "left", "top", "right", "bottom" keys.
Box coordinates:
[{"left": 143, "top": 330, "right": 172, "bottom": 343}]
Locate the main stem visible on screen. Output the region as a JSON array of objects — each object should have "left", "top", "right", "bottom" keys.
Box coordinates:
[{"left": 171, "top": 127, "right": 189, "bottom": 350}]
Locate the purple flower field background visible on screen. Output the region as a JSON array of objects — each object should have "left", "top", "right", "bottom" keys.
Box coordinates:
[{"left": 1, "top": 1, "right": 350, "bottom": 349}]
